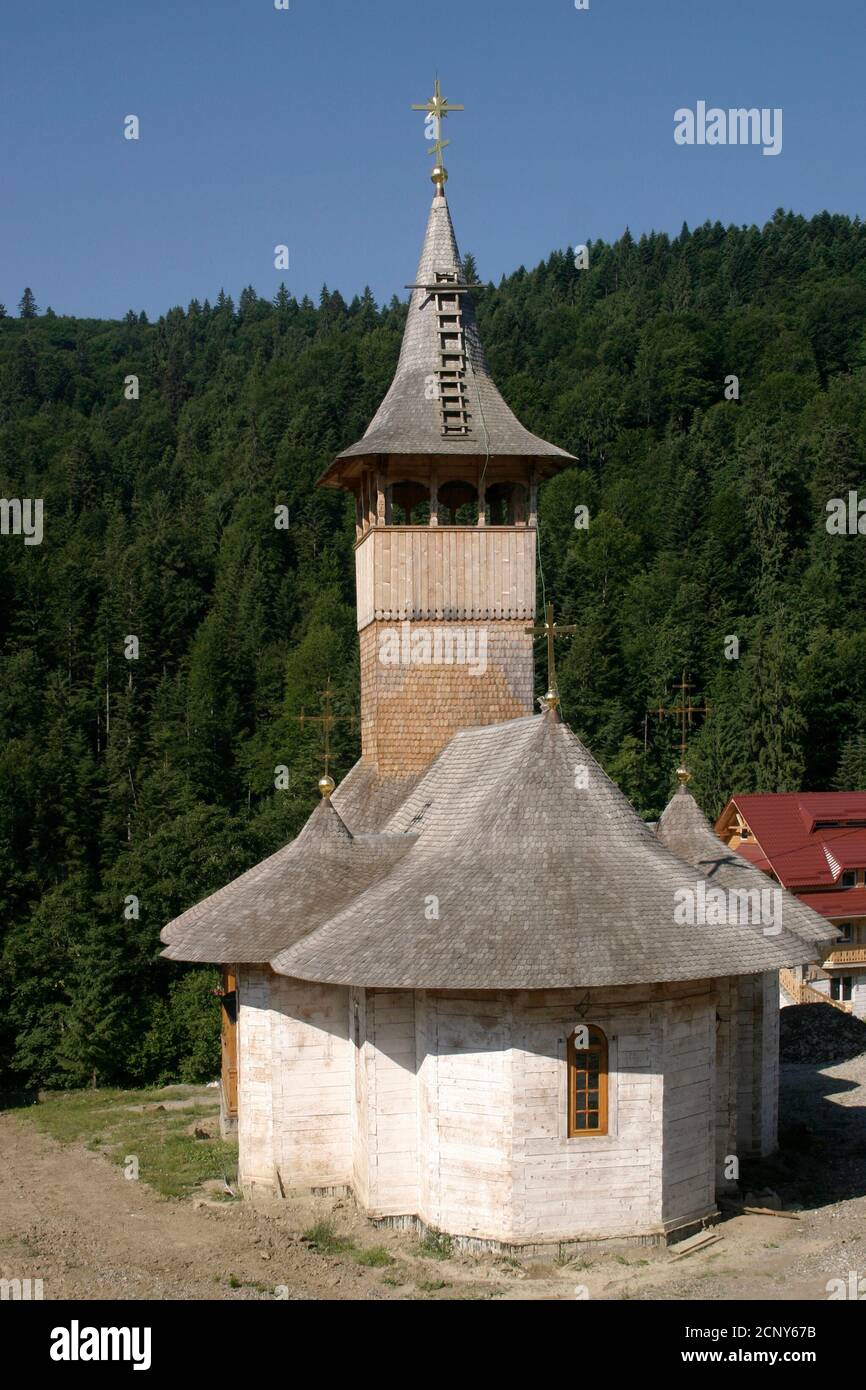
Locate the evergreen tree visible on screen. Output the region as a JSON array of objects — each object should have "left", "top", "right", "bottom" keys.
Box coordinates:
[
  {"left": 1, "top": 206, "right": 866, "bottom": 1088},
  {"left": 834, "top": 735, "right": 866, "bottom": 790}
]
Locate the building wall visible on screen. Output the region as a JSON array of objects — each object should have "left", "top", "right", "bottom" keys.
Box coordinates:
[
  {"left": 713, "top": 976, "right": 739, "bottom": 1195},
  {"left": 421, "top": 984, "right": 717, "bottom": 1244},
  {"left": 660, "top": 990, "right": 716, "bottom": 1227},
  {"left": 735, "top": 971, "right": 779, "bottom": 1158},
  {"left": 360, "top": 990, "right": 419, "bottom": 1217},
  {"left": 350, "top": 987, "right": 370, "bottom": 1208},
  {"left": 512, "top": 989, "right": 658, "bottom": 1242},
  {"left": 422, "top": 992, "right": 514, "bottom": 1240},
  {"left": 270, "top": 975, "right": 352, "bottom": 1191},
  {"left": 851, "top": 974, "right": 866, "bottom": 1020},
  {"left": 236, "top": 965, "right": 276, "bottom": 1194},
  {"left": 359, "top": 620, "right": 534, "bottom": 775},
  {"left": 814, "top": 969, "right": 866, "bottom": 1019},
  {"left": 355, "top": 525, "right": 537, "bottom": 630},
  {"left": 238, "top": 977, "right": 731, "bottom": 1245},
  {"left": 237, "top": 967, "right": 352, "bottom": 1196}
]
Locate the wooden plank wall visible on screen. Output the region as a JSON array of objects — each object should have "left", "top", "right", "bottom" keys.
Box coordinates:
[
  {"left": 735, "top": 971, "right": 779, "bottom": 1158},
  {"left": 355, "top": 534, "right": 375, "bottom": 631},
  {"left": 236, "top": 978, "right": 725, "bottom": 1244},
  {"left": 363, "top": 991, "right": 419, "bottom": 1217},
  {"left": 513, "top": 992, "right": 657, "bottom": 1241},
  {"left": 713, "top": 977, "right": 739, "bottom": 1195},
  {"left": 351, "top": 988, "right": 370, "bottom": 1208},
  {"left": 355, "top": 527, "right": 536, "bottom": 630},
  {"left": 431, "top": 993, "right": 513, "bottom": 1240},
  {"left": 269, "top": 976, "right": 352, "bottom": 1190},
  {"left": 236, "top": 966, "right": 276, "bottom": 1194},
  {"left": 660, "top": 995, "right": 716, "bottom": 1226},
  {"left": 759, "top": 971, "right": 780, "bottom": 1156}
]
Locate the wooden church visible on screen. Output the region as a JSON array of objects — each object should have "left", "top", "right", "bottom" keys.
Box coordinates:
[{"left": 162, "top": 93, "right": 835, "bottom": 1251}]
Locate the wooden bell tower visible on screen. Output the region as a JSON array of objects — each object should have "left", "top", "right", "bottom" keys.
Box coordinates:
[{"left": 317, "top": 90, "right": 575, "bottom": 776}]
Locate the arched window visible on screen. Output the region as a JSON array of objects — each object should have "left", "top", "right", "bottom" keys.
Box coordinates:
[
  {"left": 390, "top": 480, "right": 429, "bottom": 525},
  {"left": 567, "top": 1026, "right": 608, "bottom": 1136},
  {"left": 486, "top": 481, "right": 528, "bottom": 525},
  {"left": 438, "top": 478, "right": 477, "bottom": 525}
]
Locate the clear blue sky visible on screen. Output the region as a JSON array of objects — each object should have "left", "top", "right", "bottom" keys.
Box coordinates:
[{"left": 1, "top": 0, "right": 863, "bottom": 319}]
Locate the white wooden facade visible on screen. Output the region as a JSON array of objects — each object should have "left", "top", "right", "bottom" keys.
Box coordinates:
[
  {"left": 355, "top": 525, "right": 537, "bottom": 630},
  {"left": 234, "top": 966, "right": 776, "bottom": 1248}
]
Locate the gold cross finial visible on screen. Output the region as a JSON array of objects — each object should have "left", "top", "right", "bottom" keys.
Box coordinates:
[
  {"left": 525, "top": 602, "right": 577, "bottom": 711},
  {"left": 411, "top": 78, "right": 464, "bottom": 189},
  {"left": 291, "top": 678, "right": 357, "bottom": 797},
  {"left": 651, "top": 671, "right": 711, "bottom": 780}
]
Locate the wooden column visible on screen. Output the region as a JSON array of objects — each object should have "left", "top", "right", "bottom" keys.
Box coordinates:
[
  {"left": 528, "top": 465, "right": 539, "bottom": 528},
  {"left": 429, "top": 466, "right": 439, "bottom": 526},
  {"left": 366, "top": 469, "right": 376, "bottom": 530},
  {"left": 477, "top": 467, "right": 487, "bottom": 526},
  {"left": 221, "top": 965, "right": 238, "bottom": 1120},
  {"left": 375, "top": 469, "right": 386, "bottom": 527}
]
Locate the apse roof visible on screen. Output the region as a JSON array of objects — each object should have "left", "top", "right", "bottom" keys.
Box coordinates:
[
  {"left": 164, "top": 712, "right": 825, "bottom": 988},
  {"left": 657, "top": 783, "right": 835, "bottom": 947}
]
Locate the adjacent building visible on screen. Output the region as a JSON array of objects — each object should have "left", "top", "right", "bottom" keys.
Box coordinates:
[{"left": 717, "top": 793, "right": 866, "bottom": 1019}]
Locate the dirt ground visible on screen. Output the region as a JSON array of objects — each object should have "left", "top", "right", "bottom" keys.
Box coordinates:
[{"left": 1, "top": 1053, "right": 865, "bottom": 1302}]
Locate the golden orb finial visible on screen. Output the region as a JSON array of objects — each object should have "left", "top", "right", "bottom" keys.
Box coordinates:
[
  {"left": 318, "top": 774, "right": 336, "bottom": 799},
  {"left": 412, "top": 80, "right": 463, "bottom": 191},
  {"left": 540, "top": 689, "right": 559, "bottom": 711},
  {"left": 676, "top": 765, "right": 692, "bottom": 785}
]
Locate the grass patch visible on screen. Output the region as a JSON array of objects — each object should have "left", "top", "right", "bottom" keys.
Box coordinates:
[
  {"left": 416, "top": 1228, "right": 453, "bottom": 1260},
  {"left": 13, "top": 1086, "right": 237, "bottom": 1200},
  {"left": 227, "top": 1274, "right": 271, "bottom": 1293},
  {"left": 352, "top": 1245, "right": 394, "bottom": 1267},
  {"left": 302, "top": 1220, "right": 356, "bottom": 1256},
  {"left": 416, "top": 1277, "right": 450, "bottom": 1292}
]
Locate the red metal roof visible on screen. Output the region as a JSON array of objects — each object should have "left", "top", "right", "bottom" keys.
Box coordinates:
[
  {"left": 723, "top": 792, "right": 866, "bottom": 889},
  {"left": 732, "top": 841, "right": 774, "bottom": 874},
  {"left": 797, "top": 888, "right": 866, "bottom": 919}
]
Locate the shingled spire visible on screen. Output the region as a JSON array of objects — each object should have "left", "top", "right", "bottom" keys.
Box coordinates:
[{"left": 320, "top": 187, "right": 574, "bottom": 476}]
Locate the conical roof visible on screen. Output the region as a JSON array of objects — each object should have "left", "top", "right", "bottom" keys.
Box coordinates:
[
  {"left": 656, "top": 784, "right": 835, "bottom": 947},
  {"left": 269, "top": 714, "right": 822, "bottom": 989},
  {"left": 161, "top": 796, "right": 416, "bottom": 964},
  {"left": 163, "top": 716, "right": 830, "bottom": 985},
  {"left": 318, "top": 189, "right": 575, "bottom": 485}
]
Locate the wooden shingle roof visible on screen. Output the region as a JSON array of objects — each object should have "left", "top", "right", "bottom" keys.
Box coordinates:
[
  {"left": 163, "top": 714, "right": 828, "bottom": 985},
  {"left": 161, "top": 795, "right": 416, "bottom": 964},
  {"left": 270, "top": 714, "right": 822, "bottom": 988},
  {"left": 318, "top": 189, "right": 575, "bottom": 486},
  {"left": 656, "top": 784, "right": 836, "bottom": 947}
]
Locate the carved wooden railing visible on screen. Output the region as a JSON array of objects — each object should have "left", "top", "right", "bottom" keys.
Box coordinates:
[{"left": 824, "top": 946, "right": 866, "bottom": 967}]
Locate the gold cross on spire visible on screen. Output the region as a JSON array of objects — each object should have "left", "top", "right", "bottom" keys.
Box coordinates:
[
  {"left": 411, "top": 78, "right": 464, "bottom": 189},
  {"left": 525, "top": 602, "right": 577, "bottom": 711},
  {"left": 291, "top": 678, "right": 357, "bottom": 798},
  {"left": 652, "top": 671, "right": 711, "bottom": 783}
]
